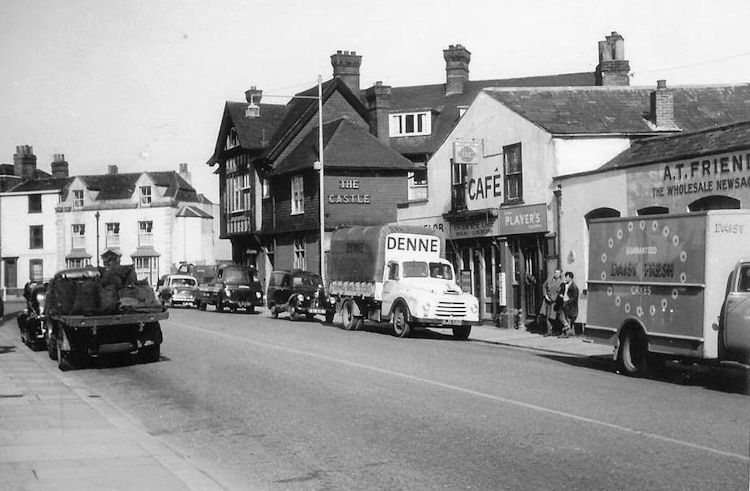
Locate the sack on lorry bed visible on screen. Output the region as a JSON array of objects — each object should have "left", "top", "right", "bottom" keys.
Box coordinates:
[{"left": 117, "top": 284, "right": 163, "bottom": 313}]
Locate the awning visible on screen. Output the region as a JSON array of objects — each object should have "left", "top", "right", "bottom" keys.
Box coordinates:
[
  {"left": 130, "top": 246, "right": 161, "bottom": 258},
  {"left": 65, "top": 249, "right": 92, "bottom": 260}
]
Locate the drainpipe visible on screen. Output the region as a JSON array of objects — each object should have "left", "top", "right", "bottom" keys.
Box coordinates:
[{"left": 554, "top": 184, "right": 562, "bottom": 271}]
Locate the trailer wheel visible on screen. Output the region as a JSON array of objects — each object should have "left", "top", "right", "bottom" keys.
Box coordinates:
[
  {"left": 618, "top": 328, "right": 648, "bottom": 377},
  {"left": 56, "top": 336, "right": 73, "bottom": 372},
  {"left": 452, "top": 326, "right": 472, "bottom": 340},
  {"left": 341, "top": 300, "right": 362, "bottom": 331},
  {"left": 392, "top": 304, "right": 411, "bottom": 338}
]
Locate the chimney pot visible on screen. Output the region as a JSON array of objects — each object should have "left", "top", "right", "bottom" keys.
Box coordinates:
[
  {"left": 595, "top": 32, "right": 630, "bottom": 86},
  {"left": 14, "top": 145, "right": 37, "bottom": 180},
  {"left": 443, "top": 44, "right": 471, "bottom": 96},
  {"left": 51, "top": 153, "right": 69, "bottom": 178},
  {"left": 657, "top": 79, "right": 667, "bottom": 89},
  {"left": 108, "top": 164, "right": 118, "bottom": 174},
  {"left": 331, "top": 49, "right": 362, "bottom": 94}
]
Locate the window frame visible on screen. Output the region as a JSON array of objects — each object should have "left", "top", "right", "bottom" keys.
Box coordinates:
[
  {"left": 72, "top": 189, "right": 84, "bottom": 209},
  {"left": 105, "top": 222, "right": 120, "bottom": 248},
  {"left": 71, "top": 223, "right": 86, "bottom": 249},
  {"left": 29, "top": 259, "right": 43, "bottom": 282},
  {"left": 29, "top": 225, "right": 43, "bottom": 249},
  {"left": 291, "top": 175, "right": 304, "bottom": 215},
  {"left": 140, "top": 186, "right": 152, "bottom": 206},
  {"left": 28, "top": 194, "right": 42, "bottom": 213},
  {"left": 503, "top": 143, "right": 523, "bottom": 204},
  {"left": 138, "top": 221, "right": 154, "bottom": 246},
  {"left": 389, "top": 111, "right": 432, "bottom": 137},
  {"left": 293, "top": 236, "right": 306, "bottom": 270}
]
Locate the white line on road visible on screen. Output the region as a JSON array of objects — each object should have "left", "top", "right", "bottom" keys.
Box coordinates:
[{"left": 174, "top": 321, "right": 749, "bottom": 463}]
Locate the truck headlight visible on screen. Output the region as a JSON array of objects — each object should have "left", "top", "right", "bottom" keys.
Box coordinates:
[
  {"left": 328, "top": 296, "right": 336, "bottom": 305},
  {"left": 421, "top": 301, "right": 431, "bottom": 313},
  {"left": 470, "top": 302, "right": 479, "bottom": 314},
  {"left": 255, "top": 291, "right": 261, "bottom": 298}
]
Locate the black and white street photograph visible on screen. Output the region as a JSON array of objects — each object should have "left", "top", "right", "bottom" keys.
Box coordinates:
[{"left": 1, "top": 1, "right": 749, "bottom": 489}]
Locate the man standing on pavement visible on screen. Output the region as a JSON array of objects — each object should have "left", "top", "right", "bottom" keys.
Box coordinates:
[
  {"left": 539, "top": 269, "right": 563, "bottom": 336},
  {"left": 557, "top": 271, "right": 579, "bottom": 338}
]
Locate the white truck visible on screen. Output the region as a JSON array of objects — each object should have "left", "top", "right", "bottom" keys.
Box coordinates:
[
  {"left": 328, "top": 224, "right": 480, "bottom": 338},
  {"left": 585, "top": 211, "right": 750, "bottom": 376}
]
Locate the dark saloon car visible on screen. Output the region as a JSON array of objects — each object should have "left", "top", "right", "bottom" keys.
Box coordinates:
[
  {"left": 157, "top": 274, "right": 199, "bottom": 308},
  {"left": 197, "top": 264, "right": 264, "bottom": 313},
  {"left": 267, "top": 270, "right": 336, "bottom": 322}
]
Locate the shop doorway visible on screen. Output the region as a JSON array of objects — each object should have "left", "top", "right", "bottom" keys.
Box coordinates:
[
  {"left": 470, "top": 244, "right": 497, "bottom": 322},
  {"left": 510, "top": 236, "right": 544, "bottom": 325}
]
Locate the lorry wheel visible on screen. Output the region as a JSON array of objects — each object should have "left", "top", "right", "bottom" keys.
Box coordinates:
[
  {"left": 618, "top": 329, "right": 648, "bottom": 377},
  {"left": 341, "top": 300, "right": 360, "bottom": 330},
  {"left": 48, "top": 332, "right": 57, "bottom": 360},
  {"left": 452, "top": 326, "right": 472, "bottom": 340},
  {"left": 270, "top": 303, "right": 278, "bottom": 318},
  {"left": 392, "top": 304, "right": 412, "bottom": 338}
]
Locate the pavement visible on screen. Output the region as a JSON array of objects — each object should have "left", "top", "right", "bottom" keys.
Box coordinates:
[{"left": 0, "top": 297, "right": 613, "bottom": 490}]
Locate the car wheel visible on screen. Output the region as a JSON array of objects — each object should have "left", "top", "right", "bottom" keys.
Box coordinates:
[
  {"left": 287, "top": 301, "right": 298, "bottom": 321},
  {"left": 270, "top": 303, "right": 278, "bottom": 318},
  {"left": 139, "top": 344, "right": 160, "bottom": 364},
  {"left": 245, "top": 305, "right": 255, "bottom": 314},
  {"left": 392, "top": 304, "right": 411, "bottom": 338}
]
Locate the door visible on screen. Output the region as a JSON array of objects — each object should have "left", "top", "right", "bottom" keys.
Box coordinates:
[
  {"left": 724, "top": 263, "right": 750, "bottom": 355},
  {"left": 4, "top": 258, "right": 17, "bottom": 289},
  {"left": 471, "top": 244, "right": 495, "bottom": 321},
  {"left": 381, "top": 262, "right": 399, "bottom": 315}
]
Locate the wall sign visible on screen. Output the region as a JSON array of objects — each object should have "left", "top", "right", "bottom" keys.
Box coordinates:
[{"left": 328, "top": 178, "right": 371, "bottom": 204}]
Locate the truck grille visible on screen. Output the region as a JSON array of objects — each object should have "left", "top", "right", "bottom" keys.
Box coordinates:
[{"left": 435, "top": 301, "right": 467, "bottom": 317}]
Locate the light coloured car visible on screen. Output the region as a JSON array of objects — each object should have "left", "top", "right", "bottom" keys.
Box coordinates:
[{"left": 157, "top": 274, "right": 199, "bottom": 308}]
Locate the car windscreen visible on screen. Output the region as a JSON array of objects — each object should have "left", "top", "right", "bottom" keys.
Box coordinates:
[
  {"left": 293, "top": 275, "right": 322, "bottom": 287},
  {"left": 172, "top": 278, "right": 196, "bottom": 286},
  {"left": 223, "top": 268, "right": 255, "bottom": 283}
]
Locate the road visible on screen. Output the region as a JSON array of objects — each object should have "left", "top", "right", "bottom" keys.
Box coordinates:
[{"left": 39, "top": 307, "right": 750, "bottom": 490}]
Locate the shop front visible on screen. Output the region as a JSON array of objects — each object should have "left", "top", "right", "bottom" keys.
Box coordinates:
[{"left": 445, "top": 203, "right": 550, "bottom": 328}]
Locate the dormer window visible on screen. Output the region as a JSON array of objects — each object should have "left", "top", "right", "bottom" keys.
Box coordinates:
[
  {"left": 140, "top": 186, "right": 152, "bottom": 205},
  {"left": 73, "top": 190, "right": 84, "bottom": 208},
  {"left": 389, "top": 112, "right": 431, "bottom": 137}
]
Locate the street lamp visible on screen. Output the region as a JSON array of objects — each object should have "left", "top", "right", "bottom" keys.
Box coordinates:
[
  {"left": 247, "top": 76, "right": 326, "bottom": 284},
  {"left": 95, "top": 210, "right": 101, "bottom": 267}
]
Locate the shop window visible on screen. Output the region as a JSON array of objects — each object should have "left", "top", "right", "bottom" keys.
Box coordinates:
[
  {"left": 28, "top": 194, "right": 42, "bottom": 213},
  {"left": 29, "top": 226, "right": 43, "bottom": 249},
  {"left": 29, "top": 259, "right": 43, "bottom": 282},
  {"left": 291, "top": 175, "right": 304, "bottom": 215},
  {"left": 637, "top": 206, "right": 669, "bottom": 216},
  {"left": 503, "top": 143, "right": 522, "bottom": 204},
  {"left": 71, "top": 224, "right": 86, "bottom": 249},
  {"left": 688, "top": 195, "right": 740, "bottom": 212}
]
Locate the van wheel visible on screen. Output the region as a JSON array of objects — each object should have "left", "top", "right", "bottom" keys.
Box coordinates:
[
  {"left": 618, "top": 329, "right": 648, "bottom": 377},
  {"left": 452, "top": 326, "right": 472, "bottom": 340},
  {"left": 392, "top": 304, "right": 411, "bottom": 338},
  {"left": 287, "top": 301, "right": 298, "bottom": 321},
  {"left": 270, "top": 303, "right": 278, "bottom": 318},
  {"left": 341, "top": 300, "right": 362, "bottom": 330}
]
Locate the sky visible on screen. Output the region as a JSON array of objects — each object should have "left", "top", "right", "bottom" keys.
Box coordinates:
[{"left": 1, "top": 0, "right": 749, "bottom": 203}]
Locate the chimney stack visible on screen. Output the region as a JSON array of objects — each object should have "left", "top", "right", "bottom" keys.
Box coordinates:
[
  {"left": 331, "top": 50, "right": 362, "bottom": 94},
  {"left": 245, "top": 86, "right": 262, "bottom": 104},
  {"left": 179, "top": 163, "right": 192, "bottom": 183},
  {"left": 595, "top": 32, "right": 630, "bottom": 86},
  {"left": 14, "top": 145, "right": 37, "bottom": 180},
  {"left": 650, "top": 80, "right": 679, "bottom": 130},
  {"left": 364, "top": 81, "right": 392, "bottom": 144},
  {"left": 443, "top": 44, "right": 471, "bottom": 96},
  {"left": 51, "top": 153, "right": 69, "bottom": 178},
  {"left": 108, "top": 164, "right": 118, "bottom": 174}
]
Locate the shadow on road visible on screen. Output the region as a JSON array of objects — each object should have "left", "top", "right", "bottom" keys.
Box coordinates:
[
  {"left": 0, "top": 345, "right": 17, "bottom": 355},
  {"left": 540, "top": 353, "right": 749, "bottom": 396}
]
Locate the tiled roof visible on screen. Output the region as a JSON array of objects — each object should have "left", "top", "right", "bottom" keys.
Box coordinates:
[
  {"left": 0, "top": 164, "right": 52, "bottom": 179},
  {"left": 599, "top": 120, "right": 750, "bottom": 171},
  {"left": 269, "top": 117, "right": 415, "bottom": 176},
  {"left": 76, "top": 171, "right": 204, "bottom": 202},
  {"left": 484, "top": 84, "right": 750, "bottom": 135},
  {"left": 264, "top": 78, "right": 370, "bottom": 161},
  {"left": 388, "top": 72, "right": 596, "bottom": 157},
  {"left": 5, "top": 177, "right": 71, "bottom": 193},
  {"left": 176, "top": 204, "right": 213, "bottom": 218}
]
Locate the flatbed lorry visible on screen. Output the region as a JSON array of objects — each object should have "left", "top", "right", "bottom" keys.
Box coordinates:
[
  {"left": 328, "top": 224, "right": 479, "bottom": 338},
  {"left": 585, "top": 211, "right": 750, "bottom": 376},
  {"left": 45, "top": 266, "right": 166, "bottom": 371}
]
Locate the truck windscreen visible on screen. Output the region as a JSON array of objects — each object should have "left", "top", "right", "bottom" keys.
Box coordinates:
[{"left": 403, "top": 262, "right": 453, "bottom": 280}]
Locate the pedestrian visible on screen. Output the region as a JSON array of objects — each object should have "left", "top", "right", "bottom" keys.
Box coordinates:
[
  {"left": 539, "top": 269, "right": 563, "bottom": 336},
  {"left": 557, "top": 271, "right": 579, "bottom": 338}
]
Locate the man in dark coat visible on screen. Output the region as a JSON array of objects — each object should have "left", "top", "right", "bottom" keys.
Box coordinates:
[
  {"left": 557, "top": 271, "right": 579, "bottom": 338},
  {"left": 539, "top": 269, "right": 563, "bottom": 336}
]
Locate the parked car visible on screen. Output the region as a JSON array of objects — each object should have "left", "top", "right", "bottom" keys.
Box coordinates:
[
  {"left": 267, "top": 270, "right": 336, "bottom": 323},
  {"left": 196, "top": 264, "right": 264, "bottom": 313},
  {"left": 17, "top": 281, "right": 47, "bottom": 350},
  {"left": 157, "top": 274, "right": 199, "bottom": 308}
]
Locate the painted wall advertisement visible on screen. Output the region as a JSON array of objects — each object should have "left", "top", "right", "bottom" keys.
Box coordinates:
[{"left": 627, "top": 150, "right": 750, "bottom": 210}]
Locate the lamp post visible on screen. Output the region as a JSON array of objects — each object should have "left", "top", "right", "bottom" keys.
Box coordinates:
[
  {"left": 246, "top": 76, "right": 326, "bottom": 284},
  {"left": 95, "top": 211, "right": 101, "bottom": 267}
]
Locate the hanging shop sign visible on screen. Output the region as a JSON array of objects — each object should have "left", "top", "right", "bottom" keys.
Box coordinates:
[
  {"left": 453, "top": 140, "right": 482, "bottom": 165},
  {"left": 496, "top": 203, "right": 548, "bottom": 235}
]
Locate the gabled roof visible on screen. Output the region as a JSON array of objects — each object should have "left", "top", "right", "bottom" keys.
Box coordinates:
[
  {"left": 5, "top": 177, "right": 71, "bottom": 193},
  {"left": 206, "top": 101, "right": 288, "bottom": 166},
  {"left": 484, "top": 84, "right": 750, "bottom": 135},
  {"left": 598, "top": 120, "right": 750, "bottom": 171},
  {"left": 269, "top": 117, "right": 415, "bottom": 177},
  {"left": 264, "top": 78, "right": 370, "bottom": 162},
  {"left": 176, "top": 204, "right": 213, "bottom": 218},
  {"left": 388, "top": 72, "right": 597, "bottom": 157}
]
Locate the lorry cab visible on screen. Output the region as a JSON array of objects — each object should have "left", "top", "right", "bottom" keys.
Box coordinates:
[{"left": 721, "top": 260, "right": 750, "bottom": 363}]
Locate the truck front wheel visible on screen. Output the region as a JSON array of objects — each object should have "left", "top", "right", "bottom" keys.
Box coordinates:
[
  {"left": 618, "top": 329, "right": 648, "bottom": 377},
  {"left": 452, "top": 326, "right": 472, "bottom": 340},
  {"left": 392, "top": 304, "right": 411, "bottom": 338}
]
